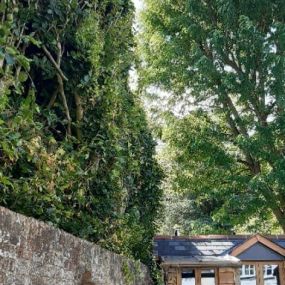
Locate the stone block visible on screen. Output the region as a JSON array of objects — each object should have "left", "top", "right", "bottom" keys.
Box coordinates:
[{"left": 0, "top": 207, "right": 153, "bottom": 285}]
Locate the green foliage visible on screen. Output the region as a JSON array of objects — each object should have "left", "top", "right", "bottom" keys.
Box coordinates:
[
  {"left": 139, "top": 0, "right": 285, "bottom": 233},
  {"left": 159, "top": 112, "right": 281, "bottom": 234},
  {"left": 0, "top": 0, "right": 162, "bottom": 265},
  {"left": 122, "top": 259, "right": 141, "bottom": 285}
]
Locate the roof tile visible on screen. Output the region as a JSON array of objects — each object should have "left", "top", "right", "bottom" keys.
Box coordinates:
[{"left": 154, "top": 235, "right": 285, "bottom": 258}]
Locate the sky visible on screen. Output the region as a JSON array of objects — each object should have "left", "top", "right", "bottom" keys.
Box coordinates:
[
  {"left": 132, "top": 0, "right": 144, "bottom": 13},
  {"left": 129, "top": 0, "right": 143, "bottom": 93}
]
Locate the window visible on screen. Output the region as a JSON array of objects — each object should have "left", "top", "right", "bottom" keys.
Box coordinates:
[
  {"left": 182, "top": 269, "right": 216, "bottom": 285},
  {"left": 264, "top": 265, "right": 274, "bottom": 277},
  {"left": 240, "top": 265, "right": 257, "bottom": 285},
  {"left": 240, "top": 264, "right": 281, "bottom": 285},
  {"left": 263, "top": 265, "right": 280, "bottom": 285},
  {"left": 182, "top": 269, "right": 195, "bottom": 285},
  {"left": 241, "top": 265, "right": 256, "bottom": 277},
  {"left": 201, "top": 269, "right": 215, "bottom": 285}
]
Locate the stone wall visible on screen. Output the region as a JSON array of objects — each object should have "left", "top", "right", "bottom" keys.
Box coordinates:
[{"left": 0, "top": 207, "right": 153, "bottom": 285}]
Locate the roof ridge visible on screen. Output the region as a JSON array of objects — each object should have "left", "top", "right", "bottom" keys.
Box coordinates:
[{"left": 154, "top": 234, "right": 285, "bottom": 240}]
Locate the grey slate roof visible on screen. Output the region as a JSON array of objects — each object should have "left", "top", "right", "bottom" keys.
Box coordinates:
[
  {"left": 273, "top": 239, "right": 285, "bottom": 248},
  {"left": 154, "top": 235, "right": 285, "bottom": 259}
]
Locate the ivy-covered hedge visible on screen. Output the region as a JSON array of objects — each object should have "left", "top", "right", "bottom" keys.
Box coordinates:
[{"left": 0, "top": 0, "right": 162, "bottom": 266}]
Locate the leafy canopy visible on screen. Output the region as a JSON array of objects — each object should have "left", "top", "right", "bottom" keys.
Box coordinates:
[{"left": 139, "top": 0, "right": 285, "bottom": 233}]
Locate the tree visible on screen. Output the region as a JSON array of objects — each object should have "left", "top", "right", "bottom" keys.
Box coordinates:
[
  {"left": 139, "top": 0, "right": 285, "bottom": 232},
  {"left": 159, "top": 112, "right": 282, "bottom": 234}
]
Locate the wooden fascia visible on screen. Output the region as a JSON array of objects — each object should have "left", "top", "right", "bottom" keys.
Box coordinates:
[{"left": 231, "top": 234, "right": 285, "bottom": 257}]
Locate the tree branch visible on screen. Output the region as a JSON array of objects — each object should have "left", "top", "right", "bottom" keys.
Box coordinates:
[
  {"left": 57, "top": 73, "right": 71, "bottom": 136},
  {"left": 74, "top": 92, "right": 83, "bottom": 140},
  {"left": 42, "top": 45, "right": 68, "bottom": 81},
  {"left": 223, "top": 93, "right": 249, "bottom": 138},
  {"left": 53, "top": 39, "right": 71, "bottom": 136},
  {"left": 47, "top": 88, "right": 58, "bottom": 108}
]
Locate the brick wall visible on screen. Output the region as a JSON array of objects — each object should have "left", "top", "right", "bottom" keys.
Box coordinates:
[{"left": 0, "top": 207, "right": 153, "bottom": 285}]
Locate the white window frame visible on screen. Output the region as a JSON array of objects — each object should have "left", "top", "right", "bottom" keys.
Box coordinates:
[{"left": 240, "top": 264, "right": 256, "bottom": 278}]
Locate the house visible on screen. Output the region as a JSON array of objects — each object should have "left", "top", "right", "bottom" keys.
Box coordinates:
[{"left": 154, "top": 234, "right": 285, "bottom": 285}]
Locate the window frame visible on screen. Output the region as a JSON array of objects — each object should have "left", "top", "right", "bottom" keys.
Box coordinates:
[
  {"left": 241, "top": 264, "right": 256, "bottom": 278},
  {"left": 241, "top": 261, "right": 284, "bottom": 285},
  {"left": 181, "top": 268, "right": 218, "bottom": 285}
]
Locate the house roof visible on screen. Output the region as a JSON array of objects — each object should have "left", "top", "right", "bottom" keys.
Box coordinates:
[
  {"left": 160, "top": 255, "right": 240, "bottom": 267},
  {"left": 231, "top": 234, "right": 285, "bottom": 256},
  {"left": 154, "top": 235, "right": 285, "bottom": 260}
]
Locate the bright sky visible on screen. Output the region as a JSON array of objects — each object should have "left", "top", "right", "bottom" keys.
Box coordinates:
[{"left": 132, "top": 0, "right": 144, "bottom": 13}]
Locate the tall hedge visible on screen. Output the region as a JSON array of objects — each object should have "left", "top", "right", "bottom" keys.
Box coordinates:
[{"left": 0, "top": 0, "right": 162, "bottom": 264}]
